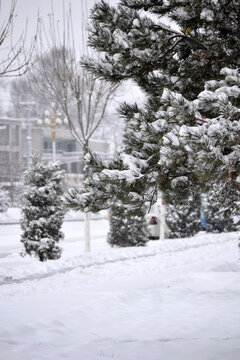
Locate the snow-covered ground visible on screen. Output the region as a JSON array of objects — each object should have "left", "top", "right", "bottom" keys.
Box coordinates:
[{"left": 0, "top": 220, "right": 240, "bottom": 360}]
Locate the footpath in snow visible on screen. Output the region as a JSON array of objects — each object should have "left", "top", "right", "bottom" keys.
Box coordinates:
[{"left": 0, "top": 221, "right": 240, "bottom": 360}]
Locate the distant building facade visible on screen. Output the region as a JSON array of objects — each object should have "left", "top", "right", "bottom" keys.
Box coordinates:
[{"left": 0, "top": 117, "right": 110, "bottom": 184}]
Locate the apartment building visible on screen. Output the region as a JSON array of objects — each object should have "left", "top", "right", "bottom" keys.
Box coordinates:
[{"left": 0, "top": 117, "right": 110, "bottom": 184}]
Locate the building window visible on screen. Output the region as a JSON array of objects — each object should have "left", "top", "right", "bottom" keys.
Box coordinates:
[
  {"left": 71, "top": 162, "right": 78, "bottom": 173},
  {"left": 43, "top": 138, "right": 52, "bottom": 152},
  {"left": 56, "top": 141, "right": 62, "bottom": 152},
  {"left": 11, "top": 125, "right": 19, "bottom": 146},
  {"left": 0, "top": 151, "right": 9, "bottom": 164},
  {"left": 43, "top": 138, "right": 76, "bottom": 153},
  {"left": 0, "top": 124, "right": 9, "bottom": 145},
  {"left": 67, "top": 141, "right": 76, "bottom": 152}
]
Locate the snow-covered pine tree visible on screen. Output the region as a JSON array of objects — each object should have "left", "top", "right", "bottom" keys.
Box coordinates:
[
  {"left": 202, "top": 186, "right": 237, "bottom": 233},
  {"left": 65, "top": 89, "right": 201, "bottom": 211},
  {"left": 204, "top": 201, "right": 237, "bottom": 234},
  {"left": 21, "top": 155, "right": 66, "bottom": 261},
  {"left": 157, "top": 67, "right": 239, "bottom": 243},
  {"left": 166, "top": 195, "right": 201, "bottom": 238},
  {"left": 65, "top": 102, "right": 163, "bottom": 212},
  {"left": 66, "top": 1, "right": 239, "bottom": 214},
  {"left": 85, "top": 0, "right": 239, "bottom": 99},
  {"left": 0, "top": 187, "right": 9, "bottom": 213},
  {"left": 108, "top": 202, "right": 148, "bottom": 247}
]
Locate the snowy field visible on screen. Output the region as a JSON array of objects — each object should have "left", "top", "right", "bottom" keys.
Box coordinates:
[{"left": 0, "top": 219, "right": 240, "bottom": 360}]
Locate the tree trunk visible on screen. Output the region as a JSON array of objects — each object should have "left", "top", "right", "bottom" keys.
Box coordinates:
[
  {"left": 84, "top": 212, "right": 91, "bottom": 252},
  {"left": 83, "top": 143, "right": 91, "bottom": 252}
]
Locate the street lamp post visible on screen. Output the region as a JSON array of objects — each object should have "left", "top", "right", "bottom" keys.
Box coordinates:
[{"left": 44, "top": 103, "right": 68, "bottom": 162}]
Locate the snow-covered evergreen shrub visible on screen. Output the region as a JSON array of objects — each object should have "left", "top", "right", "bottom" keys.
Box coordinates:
[
  {"left": 166, "top": 195, "right": 201, "bottom": 238},
  {"left": 21, "top": 155, "right": 66, "bottom": 261},
  {"left": 108, "top": 203, "right": 148, "bottom": 247},
  {"left": 0, "top": 187, "right": 9, "bottom": 213}
]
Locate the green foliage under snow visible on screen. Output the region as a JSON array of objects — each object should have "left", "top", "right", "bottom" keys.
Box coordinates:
[
  {"left": 108, "top": 202, "right": 148, "bottom": 247},
  {"left": 21, "top": 155, "right": 66, "bottom": 262},
  {"left": 65, "top": 1, "right": 239, "bottom": 235},
  {"left": 166, "top": 195, "right": 201, "bottom": 238}
]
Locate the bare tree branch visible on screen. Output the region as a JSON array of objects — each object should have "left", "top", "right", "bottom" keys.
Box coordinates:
[
  {"left": 0, "top": 0, "right": 37, "bottom": 77},
  {"left": 29, "top": 1, "right": 120, "bottom": 157}
]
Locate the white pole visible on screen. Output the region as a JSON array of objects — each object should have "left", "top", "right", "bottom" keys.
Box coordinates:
[
  {"left": 159, "top": 193, "right": 166, "bottom": 241},
  {"left": 51, "top": 103, "right": 57, "bottom": 162},
  {"left": 27, "top": 104, "right": 32, "bottom": 167},
  {"left": 84, "top": 212, "right": 91, "bottom": 252},
  {"left": 19, "top": 101, "right": 35, "bottom": 167},
  {"left": 52, "top": 140, "right": 56, "bottom": 162}
]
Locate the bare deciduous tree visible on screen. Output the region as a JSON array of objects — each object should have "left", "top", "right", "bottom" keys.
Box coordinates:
[
  {"left": 31, "top": 44, "right": 118, "bottom": 155},
  {"left": 9, "top": 76, "right": 48, "bottom": 119},
  {"left": 0, "top": 0, "right": 36, "bottom": 77},
  {"left": 29, "top": 1, "right": 120, "bottom": 252}
]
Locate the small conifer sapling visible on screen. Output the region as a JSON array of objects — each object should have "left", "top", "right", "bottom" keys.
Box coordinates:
[{"left": 21, "top": 155, "right": 66, "bottom": 261}]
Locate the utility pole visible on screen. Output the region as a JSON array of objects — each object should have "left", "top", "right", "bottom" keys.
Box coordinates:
[
  {"left": 19, "top": 101, "right": 36, "bottom": 167},
  {"left": 51, "top": 103, "right": 57, "bottom": 162}
]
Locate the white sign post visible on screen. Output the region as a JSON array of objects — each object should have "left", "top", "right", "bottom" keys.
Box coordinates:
[{"left": 159, "top": 193, "right": 166, "bottom": 241}]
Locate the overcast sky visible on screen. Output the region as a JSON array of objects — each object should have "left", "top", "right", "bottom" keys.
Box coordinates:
[
  {"left": 0, "top": 0, "right": 144, "bottom": 110},
  {"left": 0, "top": 1, "right": 119, "bottom": 54},
  {"left": 11, "top": 0, "right": 119, "bottom": 47}
]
